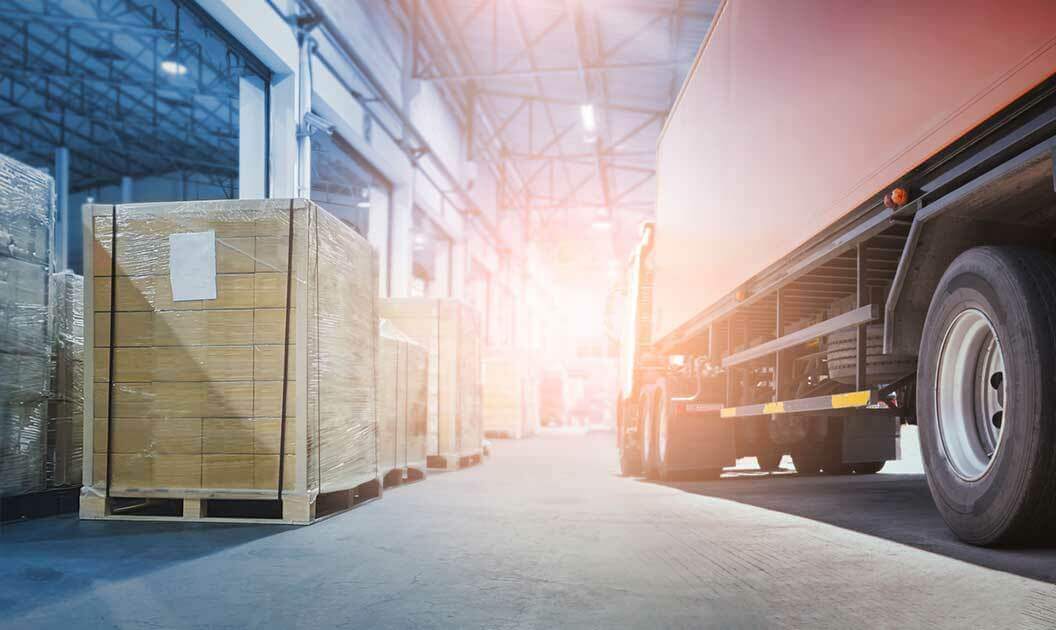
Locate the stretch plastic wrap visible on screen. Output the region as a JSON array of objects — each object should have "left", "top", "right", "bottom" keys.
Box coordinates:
[
  {"left": 0, "top": 153, "right": 52, "bottom": 265},
  {"left": 84, "top": 199, "right": 378, "bottom": 503},
  {"left": 378, "top": 299, "right": 482, "bottom": 463},
  {"left": 0, "top": 153, "right": 53, "bottom": 498},
  {"left": 377, "top": 320, "right": 429, "bottom": 476},
  {"left": 48, "top": 271, "right": 84, "bottom": 487}
]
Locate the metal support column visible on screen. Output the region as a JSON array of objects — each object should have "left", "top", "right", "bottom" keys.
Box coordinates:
[
  {"left": 856, "top": 243, "right": 868, "bottom": 389},
  {"left": 120, "top": 176, "right": 134, "bottom": 203},
  {"left": 53, "top": 147, "right": 69, "bottom": 271}
]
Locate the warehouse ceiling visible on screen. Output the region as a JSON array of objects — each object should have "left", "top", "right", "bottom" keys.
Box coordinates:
[
  {"left": 404, "top": 0, "right": 717, "bottom": 285},
  {"left": 0, "top": 0, "right": 267, "bottom": 196}
]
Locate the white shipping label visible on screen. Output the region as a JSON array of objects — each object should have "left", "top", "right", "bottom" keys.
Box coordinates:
[{"left": 169, "top": 230, "right": 217, "bottom": 301}]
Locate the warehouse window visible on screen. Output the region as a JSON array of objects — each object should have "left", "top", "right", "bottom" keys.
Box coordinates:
[
  {"left": 311, "top": 132, "right": 388, "bottom": 238},
  {"left": 0, "top": 0, "right": 271, "bottom": 272}
]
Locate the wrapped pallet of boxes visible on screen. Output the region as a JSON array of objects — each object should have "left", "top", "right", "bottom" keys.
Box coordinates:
[
  {"left": 482, "top": 348, "right": 541, "bottom": 440},
  {"left": 80, "top": 199, "right": 380, "bottom": 524},
  {"left": 376, "top": 320, "right": 429, "bottom": 486},
  {"left": 0, "top": 153, "right": 54, "bottom": 499},
  {"left": 48, "top": 270, "right": 84, "bottom": 488},
  {"left": 378, "top": 299, "right": 482, "bottom": 470}
]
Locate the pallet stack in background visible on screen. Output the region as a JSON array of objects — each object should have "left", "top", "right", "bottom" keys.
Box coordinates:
[
  {"left": 482, "top": 348, "right": 541, "bottom": 440},
  {"left": 379, "top": 299, "right": 483, "bottom": 471},
  {"left": 376, "top": 319, "right": 429, "bottom": 487},
  {"left": 0, "top": 154, "right": 56, "bottom": 500},
  {"left": 80, "top": 199, "right": 380, "bottom": 524}
]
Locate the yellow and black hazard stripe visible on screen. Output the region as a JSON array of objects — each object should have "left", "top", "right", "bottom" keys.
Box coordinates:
[{"left": 720, "top": 390, "right": 875, "bottom": 419}]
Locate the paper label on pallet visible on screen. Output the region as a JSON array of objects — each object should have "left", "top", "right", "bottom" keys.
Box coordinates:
[{"left": 169, "top": 231, "right": 217, "bottom": 301}]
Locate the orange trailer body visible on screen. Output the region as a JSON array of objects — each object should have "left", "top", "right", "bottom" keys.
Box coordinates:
[{"left": 653, "top": 0, "right": 1056, "bottom": 344}]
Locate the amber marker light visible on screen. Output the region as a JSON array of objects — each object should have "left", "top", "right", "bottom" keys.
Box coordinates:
[{"left": 885, "top": 187, "right": 909, "bottom": 208}]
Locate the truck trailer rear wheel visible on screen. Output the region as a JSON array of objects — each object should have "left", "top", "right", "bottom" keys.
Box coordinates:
[
  {"left": 617, "top": 399, "right": 642, "bottom": 476},
  {"left": 640, "top": 388, "right": 660, "bottom": 479},
  {"left": 791, "top": 418, "right": 849, "bottom": 475},
  {"left": 653, "top": 382, "right": 682, "bottom": 480},
  {"left": 756, "top": 449, "right": 783, "bottom": 472},
  {"left": 917, "top": 246, "right": 1056, "bottom": 545}
]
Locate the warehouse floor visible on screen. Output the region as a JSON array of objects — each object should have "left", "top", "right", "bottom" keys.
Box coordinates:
[{"left": 3, "top": 432, "right": 1056, "bottom": 629}]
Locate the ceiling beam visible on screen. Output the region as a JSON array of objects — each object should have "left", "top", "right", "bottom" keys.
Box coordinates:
[
  {"left": 416, "top": 59, "right": 691, "bottom": 81},
  {"left": 480, "top": 89, "right": 667, "bottom": 115},
  {"left": 564, "top": 0, "right": 611, "bottom": 217}
]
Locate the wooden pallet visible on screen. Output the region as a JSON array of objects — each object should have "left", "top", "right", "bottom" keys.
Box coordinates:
[
  {"left": 426, "top": 451, "right": 483, "bottom": 471},
  {"left": 79, "top": 477, "right": 382, "bottom": 525},
  {"left": 381, "top": 468, "right": 404, "bottom": 489},
  {"left": 1, "top": 487, "right": 80, "bottom": 523},
  {"left": 404, "top": 465, "right": 427, "bottom": 484}
]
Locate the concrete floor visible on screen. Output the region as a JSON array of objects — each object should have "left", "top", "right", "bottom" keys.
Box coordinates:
[{"left": 4, "top": 431, "right": 1056, "bottom": 629}]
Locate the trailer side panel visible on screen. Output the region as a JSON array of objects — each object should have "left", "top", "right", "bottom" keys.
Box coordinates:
[{"left": 653, "top": 0, "right": 1056, "bottom": 342}]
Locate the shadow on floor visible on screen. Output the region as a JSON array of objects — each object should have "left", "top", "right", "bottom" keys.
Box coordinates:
[
  {"left": 0, "top": 514, "right": 292, "bottom": 617},
  {"left": 652, "top": 469, "right": 1056, "bottom": 584}
]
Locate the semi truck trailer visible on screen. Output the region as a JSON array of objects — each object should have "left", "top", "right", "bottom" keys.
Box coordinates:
[{"left": 616, "top": 0, "right": 1056, "bottom": 545}]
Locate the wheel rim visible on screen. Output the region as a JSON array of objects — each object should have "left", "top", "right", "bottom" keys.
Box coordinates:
[{"left": 935, "top": 308, "right": 1006, "bottom": 481}]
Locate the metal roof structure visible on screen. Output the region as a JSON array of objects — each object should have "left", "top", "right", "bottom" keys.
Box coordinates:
[
  {"left": 401, "top": 0, "right": 717, "bottom": 269},
  {"left": 0, "top": 0, "right": 268, "bottom": 197}
]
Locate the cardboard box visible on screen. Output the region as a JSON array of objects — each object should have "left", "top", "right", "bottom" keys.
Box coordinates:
[
  {"left": 0, "top": 153, "right": 52, "bottom": 265},
  {"left": 376, "top": 320, "right": 429, "bottom": 478},
  {"left": 83, "top": 199, "right": 378, "bottom": 510},
  {"left": 0, "top": 256, "right": 49, "bottom": 356},
  {"left": 0, "top": 153, "right": 53, "bottom": 498},
  {"left": 378, "top": 299, "right": 482, "bottom": 464}
]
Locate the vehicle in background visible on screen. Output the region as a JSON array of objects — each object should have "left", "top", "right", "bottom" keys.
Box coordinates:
[
  {"left": 567, "top": 357, "right": 618, "bottom": 430},
  {"left": 617, "top": 0, "right": 1056, "bottom": 545}
]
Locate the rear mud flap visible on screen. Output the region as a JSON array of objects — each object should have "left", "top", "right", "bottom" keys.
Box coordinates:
[{"left": 842, "top": 415, "right": 901, "bottom": 463}]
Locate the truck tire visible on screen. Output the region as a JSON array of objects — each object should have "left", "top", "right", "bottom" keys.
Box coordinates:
[
  {"left": 756, "top": 449, "right": 783, "bottom": 471},
  {"left": 640, "top": 388, "right": 660, "bottom": 479},
  {"left": 654, "top": 381, "right": 683, "bottom": 480},
  {"left": 917, "top": 246, "right": 1056, "bottom": 545},
  {"left": 619, "top": 442, "right": 642, "bottom": 477},
  {"left": 826, "top": 324, "right": 916, "bottom": 386},
  {"left": 617, "top": 399, "right": 642, "bottom": 476},
  {"left": 790, "top": 448, "right": 849, "bottom": 475},
  {"left": 850, "top": 461, "right": 884, "bottom": 475},
  {"left": 790, "top": 417, "right": 850, "bottom": 475}
]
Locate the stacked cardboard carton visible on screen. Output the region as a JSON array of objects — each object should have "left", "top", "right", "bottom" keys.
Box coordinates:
[
  {"left": 378, "top": 299, "right": 482, "bottom": 470},
  {"left": 81, "top": 199, "right": 378, "bottom": 523},
  {"left": 375, "top": 297, "right": 483, "bottom": 466},
  {"left": 376, "top": 319, "right": 429, "bottom": 484},
  {"left": 0, "top": 153, "right": 54, "bottom": 498}
]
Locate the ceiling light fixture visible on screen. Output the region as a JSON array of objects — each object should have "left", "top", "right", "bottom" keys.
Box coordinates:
[
  {"left": 580, "top": 103, "right": 597, "bottom": 143},
  {"left": 592, "top": 207, "right": 613, "bottom": 230},
  {"left": 580, "top": 103, "right": 596, "bottom": 132},
  {"left": 161, "top": 58, "right": 188, "bottom": 75}
]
